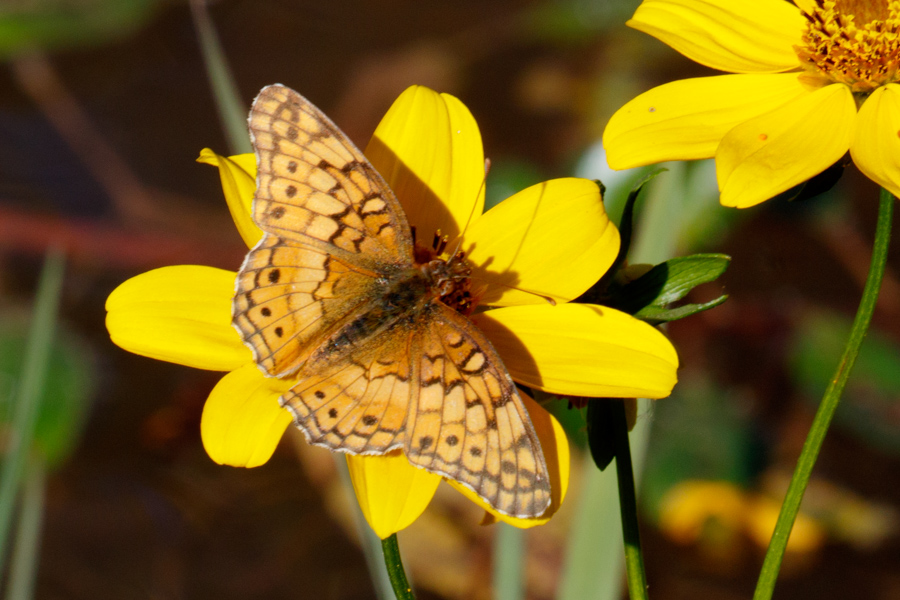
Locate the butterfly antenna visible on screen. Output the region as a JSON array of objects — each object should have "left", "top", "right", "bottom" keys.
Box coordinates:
[
  {"left": 475, "top": 279, "right": 557, "bottom": 306},
  {"left": 448, "top": 158, "right": 491, "bottom": 260}
]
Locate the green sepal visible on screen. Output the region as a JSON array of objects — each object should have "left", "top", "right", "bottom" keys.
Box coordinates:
[
  {"left": 768, "top": 154, "right": 850, "bottom": 204},
  {"left": 586, "top": 399, "right": 616, "bottom": 471},
  {"left": 607, "top": 254, "right": 730, "bottom": 324},
  {"left": 586, "top": 398, "right": 637, "bottom": 471}
]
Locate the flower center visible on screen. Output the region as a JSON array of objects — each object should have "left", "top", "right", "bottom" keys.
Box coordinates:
[
  {"left": 412, "top": 226, "right": 476, "bottom": 315},
  {"left": 796, "top": 0, "right": 900, "bottom": 93}
]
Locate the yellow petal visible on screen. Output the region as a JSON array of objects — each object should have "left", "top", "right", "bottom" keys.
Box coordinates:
[
  {"left": 850, "top": 84, "right": 900, "bottom": 200},
  {"left": 347, "top": 451, "right": 442, "bottom": 539},
  {"left": 465, "top": 178, "right": 618, "bottom": 306},
  {"left": 105, "top": 265, "right": 251, "bottom": 371},
  {"left": 365, "top": 85, "right": 484, "bottom": 244},
  {"left": 200, "top": 363, "right": 294, "bottom": 468},
  {"left": 447, "top": 394, "right": 570, "bottom": 527},
  {"left": 604, "top": 73, "right": 811, "bottom": 169},
  {"left": 628, "top": 0, "right": 804, "bottom": 73},
  {"left": 197, "top": 149, "right": 262, "bottom": 248},
  {"left": 717, "top": 83, "right": 856, "bottom": 208},
  {"left": 792, "top": 0, "right": 815, "bottom": 15},
  {"left": 658, "top": 480, "right": 746, "bottom": 544},
  {"left": 474, "top": 304, "right": 679, "bottom": 398}
]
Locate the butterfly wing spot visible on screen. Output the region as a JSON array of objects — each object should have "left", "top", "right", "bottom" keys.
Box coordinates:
[
  {"left": 460, "top": 348, "right": 486, "bottom": 374},
  {"left": 360, "top": 197, "right": 387, "bottom": 215}
]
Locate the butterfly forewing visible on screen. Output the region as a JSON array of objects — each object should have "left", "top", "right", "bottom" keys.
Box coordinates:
[{"left": 248, "top": 85, "right": 413, "bottom": 266}]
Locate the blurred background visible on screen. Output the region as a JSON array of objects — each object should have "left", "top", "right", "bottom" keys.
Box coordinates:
[{"left": 1, "top": 0, "right": 899, "bottom": 598}]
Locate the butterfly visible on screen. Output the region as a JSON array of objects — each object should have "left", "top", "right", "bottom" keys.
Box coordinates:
[{"left": 232, "top": 84, "right": 550, "bottom": 518}]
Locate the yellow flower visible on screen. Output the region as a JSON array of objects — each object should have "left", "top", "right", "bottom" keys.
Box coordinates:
[
  {"left": 604, "top": 0, "right": 900, "bottom": 208},
  {"left": 106, "top": 85, "right": 679, "bottom": 538},
  {"left": 658, "top": 480, "right": 825, "bottom": 554}
]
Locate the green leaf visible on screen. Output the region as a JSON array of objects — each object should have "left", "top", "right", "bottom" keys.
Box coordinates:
[
  {"left": 0, "top": 0, "right": 159, "bottom": 58},
  {"left": 0, "top": 320, "right": 95, "bottom": 469},
  {"left": 608, "top": 253, "right": 730, "bottom": 323},
  {"left": 633, "top": 295, "right": 729, "bottom": 324},
  {"left": 615, "top": 170, "right": 668, "bottom": 274}
]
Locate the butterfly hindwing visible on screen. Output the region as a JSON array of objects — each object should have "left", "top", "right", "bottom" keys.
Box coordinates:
[
  {"left": 249, "top": 84, "right": 413, "bottom": 267},
  {"left": 405, "top": 305, "right": 551, "bottom": 518},
  {"left": 280, "top": 326, "right": 414, "bottom": 455}
]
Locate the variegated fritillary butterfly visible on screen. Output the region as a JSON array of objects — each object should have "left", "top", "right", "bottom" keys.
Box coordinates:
[{"left": 233, "top": 84, "right": 550, "bottom": 518}]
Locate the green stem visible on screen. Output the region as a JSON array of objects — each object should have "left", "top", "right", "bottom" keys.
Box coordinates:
[
  {"left": 6, "top": 454, "right": 46, "bottom": 600},
  {"left": 612, "top": 400, "right": 648, "bottom": 600},
  {"left": 189, "top": 0, "right": 252, "bottom": 155},
  {"left": 381, "top": 534, "right": 415, "bottom": 600},
  {"left": 0, "top": 248, "right": 65, "bottom": 572},
  {"left": 493, "top": 523, "right": 525, "bottom": 600},
  {"left": 753, "top": 187, "right": 894, "bottom": 600},
  {"left": 333, "top": 456, "right": 394, "bottom": 600}
]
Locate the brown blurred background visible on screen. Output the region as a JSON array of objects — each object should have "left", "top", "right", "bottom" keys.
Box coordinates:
[{"left": 1, "top": 1, "right": 899, "bottom": 599}]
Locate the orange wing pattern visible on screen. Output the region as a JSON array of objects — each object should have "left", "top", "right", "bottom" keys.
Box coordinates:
[
  {"left": 234, "top": 84, "right": 551, "bottom": 518},
  {"left": 406, "top": 306, "right": 550, "bottom": 517},
  {"left": 234, "top": 235, "right": 380, "bottom": 378},
  {"left": 248, "top": 84, "right": 413, "bottom": 266},
  {"left": 280, "top": 326, "right": 414, "bottom": 455}
]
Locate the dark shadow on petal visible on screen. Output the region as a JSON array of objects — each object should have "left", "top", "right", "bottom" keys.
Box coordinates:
[
  {"left": 472, "top": 311, "right": 541, "bottom": 391},
  {"left": 467, "top": 181, "right": 553, "bottom": 306},
  {"left": 366, "top": 135, "right": 460, "bottom": 244}
]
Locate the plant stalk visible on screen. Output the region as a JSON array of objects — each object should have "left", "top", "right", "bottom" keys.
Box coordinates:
[
  {"left": 381, "top": 534, "right": 415, "bottom": 600},
  {"left": 612, "top": 400, "right": 649, "bottom": 600},
  {"left": 753, "top": 188, "right": 894, "bottom": 599}
]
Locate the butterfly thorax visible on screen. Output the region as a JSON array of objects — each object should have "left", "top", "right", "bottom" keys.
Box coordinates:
[{"left": 306, "top": 253, "right": 473, "bottom": 367}]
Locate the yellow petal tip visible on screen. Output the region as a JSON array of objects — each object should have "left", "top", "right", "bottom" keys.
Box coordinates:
[{"left": 196, "top": 147, "right": 219, "bottom": 165}]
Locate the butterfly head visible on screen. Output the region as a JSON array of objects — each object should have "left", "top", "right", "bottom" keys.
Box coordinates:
[
  {"left": 409, "top": 225, "right": 476, "bottom": 315},
  {"left": 419, "top": 251, "right": 477, "bottom": 316}
]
